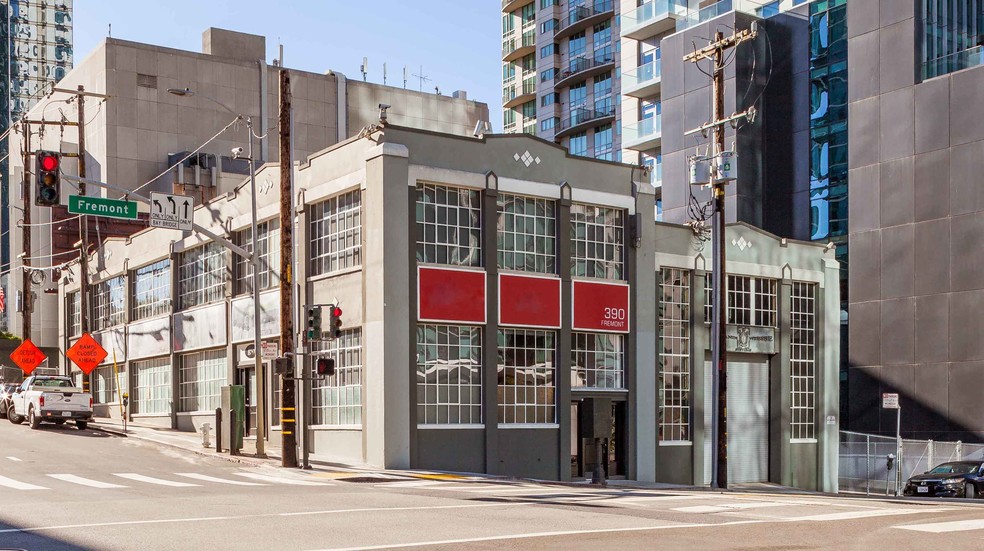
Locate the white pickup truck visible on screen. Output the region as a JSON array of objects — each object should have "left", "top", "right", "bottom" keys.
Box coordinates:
[{"left": 7, "top": 375, "right": 93, "bottom": 430}]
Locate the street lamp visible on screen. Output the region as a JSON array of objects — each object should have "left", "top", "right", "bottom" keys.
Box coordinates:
[{"left": 168, "top": 87, "right": 267, "bottom": 458}]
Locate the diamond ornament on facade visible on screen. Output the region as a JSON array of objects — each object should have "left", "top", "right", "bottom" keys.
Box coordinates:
[
  {"left": 514, "top": 150, "right": 541, "bottom": 167},
  {"left": 732, "top": 236, "right": 752, "bottom": 251}
]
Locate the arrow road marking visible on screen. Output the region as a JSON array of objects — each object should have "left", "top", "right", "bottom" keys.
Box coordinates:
[
  {"left": 48, "top": 474, "right": 128, "bottom": 489},
  {"left": 113, "top": 473, "right": 200, "bottom": 487},
  {"left": 175, "top": 473, "right": 266, "bottom": 486},
  {"left": 0, "top": 475, "right": 48, "bottom": 490}
]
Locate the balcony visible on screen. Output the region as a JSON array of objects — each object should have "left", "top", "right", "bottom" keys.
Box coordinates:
[
  {"left": 555, "top": 0, "right": 615, "bottom": 41},
  {"left": 554, "top": 49, "right": 617, "bottom": 89},
  {"left": 502, "top": 80, "right": 537, "bottom": 109},
  {"left": 623, "top": 116, "right": 662, "bottom": 151},
  {"left": 922, "top": 45, "right": 984, "bottom": 80},
  {"left": 503, "top": 30, "right": 537, "bottom": 62},
  {"left": 622, "top": 59, "right": 661, "bottom": 98},
  {"left": 675, "top": 0, "right": 780, "bottom": 33},
  {"left": 502, "top": 0, "right": 533, "bottom": 13},
  {"left": 647, "top": 162, "right": 663, "bottom": 189},
  {"left": 622, "top": 0, "right": 688, "bottom": 41},
  {"left": 555, "top": 106, "right": 616, "bottom": 139}
]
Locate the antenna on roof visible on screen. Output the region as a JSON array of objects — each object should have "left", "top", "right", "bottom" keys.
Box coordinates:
[
  {"left": 108, "top": 23, "right": 111, "bottom": 37},
  {"left": 383, "top": 62, "right": 387, "bottom": 85},
  {"left": 412, "top": 66, "right": 430, "bottom": 92},
  {"left": 360, "top": 57, "right": 368, "bottom": 82},
  {"left": 403, "top": 66, "right": 408, "bottom": 89}
]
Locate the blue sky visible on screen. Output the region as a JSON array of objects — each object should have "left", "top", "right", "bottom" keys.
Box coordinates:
[{"left": 74, "top": 0, "right": 504, "bottom": 129}]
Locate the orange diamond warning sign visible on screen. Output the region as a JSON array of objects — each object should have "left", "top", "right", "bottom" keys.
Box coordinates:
[
  {"left": 66, "top": 333, "right": 108, "bottom": 375},
  {"left": 10, "top": 339, "right": 46, "bottom": 375}
]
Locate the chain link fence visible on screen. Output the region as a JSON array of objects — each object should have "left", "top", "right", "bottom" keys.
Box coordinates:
[{"left": 839, "top": 430, "right": 984, "bottom": 495}]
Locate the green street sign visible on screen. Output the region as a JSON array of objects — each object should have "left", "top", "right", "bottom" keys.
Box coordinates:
[{"left": 68, "top": 195, "right": 139, "bottom": 220}]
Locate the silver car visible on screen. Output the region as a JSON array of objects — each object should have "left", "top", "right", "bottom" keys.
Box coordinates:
[{"left": 0, "top": 382, "right": 19, "bottom": 419}]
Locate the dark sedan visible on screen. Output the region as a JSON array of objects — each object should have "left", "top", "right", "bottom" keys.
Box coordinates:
[{"left": 903, "top": 461, "right": 984, "bottom": 499}]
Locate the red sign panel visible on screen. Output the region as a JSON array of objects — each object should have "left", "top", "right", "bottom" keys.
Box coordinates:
[
  {"left": 499, "top": 273, "right": 561, "bottom": 328},
  {"left": 10, "top": 339, "right": 46, "bottom": 375},
  {"left": 418, "top": 266, "right": 486, "bottom": 324},
  {"left": 66, "top": 333, "right": 109, "bottom": 375},
  {"left": 572, "top": 280, "right": 630, "bottom": 333}
]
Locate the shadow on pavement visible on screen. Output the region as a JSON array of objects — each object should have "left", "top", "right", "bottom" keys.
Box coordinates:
[
  {"left": 9, "top": 424, "right": 115, "bottom": 438},
  {"left": 0, "top": 518, "right": 95, "bottom": 551}
]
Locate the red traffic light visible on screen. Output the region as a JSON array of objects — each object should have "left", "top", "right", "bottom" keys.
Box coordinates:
[
  {"left": 40, "top": 154, "right": 59, "bottom": 171},
  {"left": 331, "top": 307, "right": 342, "bottom": 317}
]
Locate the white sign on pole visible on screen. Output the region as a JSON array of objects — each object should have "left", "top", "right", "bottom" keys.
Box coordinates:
[
  {"left": 150, "top": 192, "right": 195, "bottom": 231},
  {"left": 825, "top": 415, "right": 837, "bottom": 425},
  {"left": 882, "top": 393, "right": 900, "bottom": 409},
  {"left": 260, "top": 341, "right": 279, "bottom": 360}
]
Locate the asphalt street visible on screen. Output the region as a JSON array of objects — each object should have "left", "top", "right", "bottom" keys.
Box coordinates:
[{"left": 2, "top": 420, "right": 984, "bottom": 550}]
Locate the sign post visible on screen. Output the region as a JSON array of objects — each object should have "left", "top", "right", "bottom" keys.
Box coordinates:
[{"left": 882, "top": 392, "right": 901, "bottom": 495}]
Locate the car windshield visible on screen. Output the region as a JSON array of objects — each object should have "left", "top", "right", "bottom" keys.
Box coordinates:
[
  {"left": 34, "top": 378, "right": 74, "bottom": 388},
  {"left": 928, "top": 463, "right": 978, "bottom": 475}
]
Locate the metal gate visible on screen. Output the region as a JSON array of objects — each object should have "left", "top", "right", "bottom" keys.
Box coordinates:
[{"left": 705, "top": 359, "right": 770, "bottom": 483}]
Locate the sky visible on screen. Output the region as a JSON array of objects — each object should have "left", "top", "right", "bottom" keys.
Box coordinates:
[{"left": 73, "top": 0, "right": 504, "bottom": 130}]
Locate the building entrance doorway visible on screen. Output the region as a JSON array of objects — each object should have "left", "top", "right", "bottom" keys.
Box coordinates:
[
  {"left": 704, "top": 358, "right": 770, "bottom": 484},
  {"left": 570, "top": 398, "right": 628, "bottom": 480},
  {"left": 235, "top": 366, "right": 257, "bottom": 437}
]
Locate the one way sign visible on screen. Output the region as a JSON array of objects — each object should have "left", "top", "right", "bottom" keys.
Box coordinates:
[{"left": 150, "top": 192, "right": 195, "bottom": 231}]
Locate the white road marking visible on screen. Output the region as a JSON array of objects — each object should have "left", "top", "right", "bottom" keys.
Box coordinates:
[
  {"left": 48, "top": 474, "right": 127, "bottom": 489},
  {"left": 0, "top": 475, "right": 48, "bottom": 490},
  {"left": 175, "top": 473, "right": 266, "bottom": 486},
  {"left": 895, "top": 519, "right": 984, "bottom": 533},
  {"left": 233, "top": 472, "right": 331, "bottom": 486},
  {"left": 673, "top": 502, "right": 790, "bottom": 513},
  {"left": 113, "top": 473, "right": 200, "bottom": 487},
  {"left": 790, "top": 508, "right": 950, "bottom": 522},
  {"left": 6, "top": 456, "right": 22, "bottom": 461}
]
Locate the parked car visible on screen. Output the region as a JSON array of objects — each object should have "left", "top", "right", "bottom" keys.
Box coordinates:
[
  {"left": 6, "top": 375, "right": 93, "bottom": 430},
  {"left": 903, "top": 461, "right": 984, "bottom": 499},
  {"left": 0, "top": 382, "right": 19, "bottom": 419}
]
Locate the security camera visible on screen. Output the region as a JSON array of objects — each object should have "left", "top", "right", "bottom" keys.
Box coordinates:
[
  {"left": 231, "top": 147, "right": 244, "bottom": 158},
  {"left": 378, "top": 103, "right": 390, "bottom": 123}
]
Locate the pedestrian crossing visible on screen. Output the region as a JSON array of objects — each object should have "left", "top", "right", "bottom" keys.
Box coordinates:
[
  {"left": 0, "top": 470, "right": 332, "bottom": 492},
  {"left": 894, "top": 519, "right": 984, "bottom": 533}
]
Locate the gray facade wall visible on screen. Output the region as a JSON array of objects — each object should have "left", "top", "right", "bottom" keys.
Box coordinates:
[{"left": 846, "top": 1, "right": 984, "bottom": 442}]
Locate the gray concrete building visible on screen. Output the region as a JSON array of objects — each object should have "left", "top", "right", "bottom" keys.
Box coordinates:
[
  {"left": 55, "top": 124, "right": 838, "bottom": 490},
  {"left": 3, "top": 27, "right": 489, "bottom": 355}
]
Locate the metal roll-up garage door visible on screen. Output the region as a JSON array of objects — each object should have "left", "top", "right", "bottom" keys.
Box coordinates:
[{"left": 704, "top": 359, "right": 770, "bottom": 484}]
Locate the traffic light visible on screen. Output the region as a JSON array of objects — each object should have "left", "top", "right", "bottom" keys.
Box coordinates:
[
  {"left": 315, "top": 357, "right": 336, "bottom": 377},
  {"left": 305, "top": 305, "right": 322, "bottom": 341},
  {"left": 273, "top": 357, "right": 293, "bottom": 376},
  {"left": 35, "top": 150, "right": 61, "bottom": 206},
  {"left": 328, "top": 304, "right": 343, "bottom": 339}
]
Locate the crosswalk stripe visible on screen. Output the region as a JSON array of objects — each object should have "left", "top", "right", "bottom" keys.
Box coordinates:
[
  {"left": 896, "top": 519, "right": 984, "bottom": 533},
  {"left": 0, "top": 474, "right": 48, "bottom": 490},
  {"left": 175, "top": 473, "right": 267, "bottom": 486},
  {"left": 673, "top": 502, "right": 790, "bottom": 514},
  {"left": 113, "top": 473, "right": 200, "bottom": 487},
  {"left": 6, "top": 456, "right": 22, "bottom": 461},
  {"left": 233, "top": 472, "right": 330, "bottom": 486},
  {"left": 789, "top": 508, "right": 946, "bottom": 522},
  {"left": 48, "top": 474, "right": 127, "bottom": 489}
]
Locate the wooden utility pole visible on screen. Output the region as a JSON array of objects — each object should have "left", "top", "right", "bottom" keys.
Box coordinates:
[
  {"left": 683, "top": 26, "right": 756, "bottom": 490},
  {"left": 278, "top": 68, "right": 298, "bottom": 468},
  {"left": 21, "top": 123, "right": 32, "bottom": 341},
  {"left": 77, "top": 85, "right": 92, "bottom": 393}
]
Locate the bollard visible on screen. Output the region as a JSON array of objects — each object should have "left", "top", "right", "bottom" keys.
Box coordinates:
[
  {"left": 591, "top": 437, "right": 606, "bottom": 487},
  {"left": 230, "top": 408, "right": 239, "bottom": 456},
  {"left": 201, "top": 422, "right": 212, "bottom": 449},
  {"left": 215, "top": 408, "right": 223, "bottom": 454}
]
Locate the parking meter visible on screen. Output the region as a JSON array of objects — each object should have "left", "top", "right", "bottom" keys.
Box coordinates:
[
  {"left": 122, "top": 393, "right": 129, "bottom": 408},
  {"left": 886, "top": 453, "right": 895, "bottom": 471}
]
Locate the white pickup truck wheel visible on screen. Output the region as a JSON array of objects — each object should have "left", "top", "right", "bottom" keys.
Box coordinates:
[
  {"left": 28, "top": 408, "right": 41, "bottom": 430},
  {"left": 76, "top": 421, "right": 88, "bottom": 430},
  {"left": 8, "top": 405, "right": 23, "bottom": 425}
]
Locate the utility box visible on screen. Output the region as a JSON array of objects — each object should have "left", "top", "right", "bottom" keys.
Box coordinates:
[
  {"left": 715, "top": 151, "right": 737, "bottom": 181},
  {"left": 579, "top": 397, "right": 613, "bottom": 439},
  {"left": 689, "top": 156, "right": 711, "bottom": 185},
  {"left": 221, "top": 385, "right": 246, "bottom": 452}
]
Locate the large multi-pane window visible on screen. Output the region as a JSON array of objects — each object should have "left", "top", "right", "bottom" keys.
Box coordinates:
[
  {"left": 234, "top": 219, "right": 280, "bottom": 293},
  {"left": 415, "top": 183, "right": 482, "bottom": 266},
  {"left": 570, "top": 204, "right": 624, "bottom": 279},
  {"left": 569, "top": 82, "right": 587, "bottom": 109},
  {"left": 568, "top": 31, "right": 586, "bottom": 59},
  {"left": 571, "top": 333, "right": 624, "bottom": 389},
  {"left": 594, "top": 124, "right": 613, "bottom": 160},
  {"left": 569, "top": 132, "right": 588, "bottom": 156},
  {"left": 68, "top": 291, "right": 81, "bottom": 337},
  {"left": 178, "top": 349, "right": 226, "bottom": 412},
  {"left": 416, "top": 325, "right": 483, "bottom": 425},
  {"left": 791, "top": 282, "right": 817, "bottom": 440},
  {"left": 132, "top": 259, "right": 171, "bottom": 320},
  {"left": 92, "top": 276, "right": 125, "bottom": 330},
  {"left": 705, "top": 276, "right": 778, "bottom": 327},
  {"left": 310, "top": 190, "right": 362, "bottom": 276},
  {"left": 497, "top": 193, "right": 556, "bottom": 273},
  {"left": 659, "top": 268, "right": 691, "bottom": 442},
  {"left": 92, "top": 365, "right": 121, "bottom": 404},
  {"left": 311, "top": 329, "right": 363, "bottom": 426},
  {"left": 497, "top": 329, "right": 555, "bottom": 424},
  {"left": 132, "top": 357, "right": 171, "bottom": 415},
  {"left": 593, "top": 72, "right": 613, "bottom": 114},
  {"left": 178, "top": 243, "right": 226, "bottom": 310}
]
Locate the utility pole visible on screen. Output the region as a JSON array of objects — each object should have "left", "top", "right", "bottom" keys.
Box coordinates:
[
  {"left": 279, "top": 68, "right": 298, "bottom": 468},
  {"left": 683, "top": 26, "right": 757, "bottom": 491},
  {"left": 21, "top": 123, "right": 31, "bottom": 342},
  {"left": 76, "top": 85, "right": 92, "bottom": 394}
]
